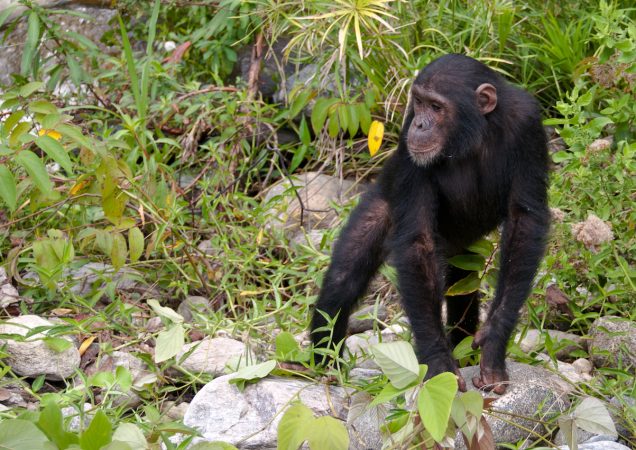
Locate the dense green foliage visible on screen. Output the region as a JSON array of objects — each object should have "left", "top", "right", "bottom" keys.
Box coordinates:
[{"left": 0, "top": 0, "right": 634, "bottom": 448}]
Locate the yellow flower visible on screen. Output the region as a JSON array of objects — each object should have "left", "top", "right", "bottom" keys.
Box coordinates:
[
  {"left": 368, "top": 120, "right": 384, "bottom": 157},
  {"left": 38, "top": 129, "right": 62, "bottom": 140}
]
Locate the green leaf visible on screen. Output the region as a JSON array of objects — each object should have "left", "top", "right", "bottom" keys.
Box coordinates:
[
  {"left": 288, "top": 89, "right": 314, "bottom": 119},
  {"left": 327, "top": 113, "right": 340, "bottom": 138},
  {"left": 557, "top": 416, "right": 577, "bottom": 450},
  {"left": 465, "top": 239, "right": 494, "bottom": 257},
  {"left": 371, "top": 341, "right": 419, "bottom": 389},
  {"left": 9, "top": 121, "right": 31, "bottom": 147},
  {"left": 79, "top": 411, "right": 112, "bottom": 450},
  {"left": 43, "top": 337, "right": 72, "bottom": 352},
  {"left": 451, "top": 336, "right": 474, "bottom": 360},
  {"left": 147, "top": 299, "right": 184, "bottom": 324},
  {"left": 110, "top": 232, "right": 128, "bottom": 271},
  {"left": 155, "top": 324, "right": 185, "bottom": 363},
  {"left": 446, "top": 272, "right": 481, "bottom": 296},
  {"left": 573, "top": 397, "right": 617, "bottom": 437},
  {"left": 277, "top": 403, "right": 313, "bottom": 450},
  {"left": 28, "top": 100, "right": 58, "bottom": 115},
  {"left": 0, "top": 419, "right": 53, "bottom": 450},
  {"left": 21, "top": 12, "right": 40, "bottom": 76},
  {"left": 15, "top": 150, "right": 54, "bottom": 197},
  {"left": 357, "top": 103, "right": 372, "bottom": 134},
  {"left": 35, "top": 135, "right": 74, "bottom": 175},
  {"left": 369, "top": 382, "right": 405, "bottom": 407},
  {"left": 56, "top": 123, "right": 92, "bottom": 149},
  {"left": 0, "top": 165, "right": 17, "bottom": 211},
  {"left": 228, "top": 360, "right": 276, "bottom": 391},
  {"left": 38, "top": 401, "right": 79, "bottom": 449},
  {"left": 0, "top": 5, "right": 18, "bottom": 30},
  {"left": 417, "top": 372, "right": 458, "bottom": 442},
  {"left": 128, "top": 227, "right": 144, "bottom": 262},
  {"left": 275, "top": 331, "right": 301, "bottom": 360},
  {"left": 552, "top": 150, "right": 573, "bottom": 163},
  {"left": 112, "top": 423, "right": 147, "bottom": 450},
  {"left": 2, "top": 110, "right": 25, "bottom": 136},
  {"left": 346, "top": 103, "right": 359, "bottom": 136},
  {"left": 20, "top": 83, "right": 44, "bottom": 100},
  {"left": 337, "top": 104, "right": 349, "bottom": 135},
  {"left": 306, "top": 416, "right": 349, "bottom": 450},
  {"left": 311, "top": 98, "right": 339, "bottom": 134},
  {"left": 298, "top": 117, "right": 311, "bottom": 146},
  {"left": 448, "top": 254, "right": 485, "bottom": 271}
]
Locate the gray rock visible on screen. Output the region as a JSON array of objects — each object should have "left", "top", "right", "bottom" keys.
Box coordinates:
[
  {"left": 61, "top": 403, "right": 93, "bottom": 432},
  {"left": 518, "top": 328, "right": 585, "bottom": 359},
  {"left": 177, "top": 337, "right": 255, "bottom": 376},
  {"left": 609, "top": 396, "right": 636, "bottom": 444},
  {"left": 455, "top": 361, "right": 569, "bottom": 449},
  {"left": 348, "top": 304, "right": 389, "bottom": 334},
  {"left": 345, "top": 329, "right": 400, "bottom": 370},
  {"left": 262, "top": 172, "right": 363, "bottom": 239},
  {"left": 347, "top": 392, "right": 388, "bottom": 450},
  {"left": 162, "top": 401, "right": 190, "bottom": 420},
  {"left": 182, "top": 375, "right": 348, "bottom": 449},
  {"left": 557, "top": 439, "right": 631, "bottom": 449},
  {"left": 0, "top": 267, "right": 20, "bottom": 307},
  {"left": 0, "top": 315, "right": 80, "bottom": 380},
  {"left": 177, "top": 296, "right": 213, "bottom": 323},
  {"left": 589, "top": 316, "right": 636, "bottom": 371}
]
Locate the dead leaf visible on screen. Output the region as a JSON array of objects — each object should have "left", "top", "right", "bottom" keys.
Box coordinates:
[{"left": 163, "top": 41, "right": 191, "bottom": 64}]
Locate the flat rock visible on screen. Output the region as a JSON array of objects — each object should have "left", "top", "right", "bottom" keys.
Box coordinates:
[
  {"left": 262, "top": 172, "right": 363, "bottom": 239},
  {"left": 517, "top": 328, "right": 585, "bottom": 359},
  {"left": 183, "top": 375, "right": 348, "bottom": 449},
  {"left": 177, "top": 337, "right": 255, "bottom": 376},
  {"left": 0, "top": 315, "right": 80, "bottom": 380},
  {"left": 456, "top": 361, "right": 569, "bottom": 448},
  {"left": 589, "top": 316, "right": 636, "bottom": 371}
]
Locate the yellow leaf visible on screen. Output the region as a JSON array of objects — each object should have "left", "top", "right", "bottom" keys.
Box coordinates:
[
  {"left": 38, "top": 129, "right": 62, "bottom": 140},
  {"left": 368, "top": 120, "right": 384, "bottom": 156},
  {"left": 69, "top": 179, "right": 90, "bottom": 195},
  {"left": 79, "top": 335, "right": 96, "bottom": 355}
]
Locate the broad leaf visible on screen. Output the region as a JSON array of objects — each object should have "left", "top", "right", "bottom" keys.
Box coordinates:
[
  {"left": 0, "top": 165, "right": 17, "bottom": 211},
  {"left": 311, "top": 98, "right": 339, "bottom": 134},
  {"left": 35, "top": 135, "right": 74, "bottom": 175},
  {"left": 38, "top": 401, "right": 79, "bottom": 448},
  {"left": 573, "top": 397, "right": 617, "bottom": 437},
  {"left": 371, "top": 341, "right": 419, "bottom": 389},
  {"left": 417, "top": 372, "right": 458, "bottom": 442},
  {"left": 79, "top": 411, "right": 112, "bottom": 450},
  {"left": 228, "top": 360, "right": 276, "bottom": 391},
  {"left": 277, "top": 403, "right": 313, "bottom": 450},
  {"left": 15, "top": 150, "right": 53, "bottom": 197},
  {"left": 112, "top": 423, "right": 147, "bottom": 449},
  {"left": 155, "top": 324, "right": 184, "bottom": 363},
  {"left": 147, "top": 299, "right": 184, "bottom": 324},
  {"left": 128, "top": 227, "right": 144, "bottom": 262},
  {"left": 306, "top": 416, "right": 349, "bottom": 450},
  {"left": 0, "top": 419, "right": 53, "bottom": 450},
  {"left": 446, "top": 272, "right": 481, "bottom": 296},
  {"left": 448, "top": 254, "right": 485, "bottom": 271}
]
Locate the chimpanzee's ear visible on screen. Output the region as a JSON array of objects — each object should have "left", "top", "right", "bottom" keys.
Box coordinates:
[{"left": 476, "top": 83, "right": 497, "bottom": 115}]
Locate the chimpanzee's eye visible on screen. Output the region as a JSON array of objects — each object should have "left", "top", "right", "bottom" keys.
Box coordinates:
[{"left": 431, "top": 103, "right": 442, "bottom": 112}]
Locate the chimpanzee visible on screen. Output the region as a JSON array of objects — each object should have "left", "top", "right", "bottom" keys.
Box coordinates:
[{"left": 310, "top": 54, "right": 550, "bottom": 394}]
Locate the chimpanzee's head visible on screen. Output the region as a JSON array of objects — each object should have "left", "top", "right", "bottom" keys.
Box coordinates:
[{"left": 406, "top": 54, "right": 499, "bottom": 166}]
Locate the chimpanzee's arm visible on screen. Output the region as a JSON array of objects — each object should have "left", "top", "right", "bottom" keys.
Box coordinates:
[
  {"left": 472, "top": 164, "right": 549, "bottom": 393},
  {"left": 310, "top": 187, "right": 391, "bottom": 360}
]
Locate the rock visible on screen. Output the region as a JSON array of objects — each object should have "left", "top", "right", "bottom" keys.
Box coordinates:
[
  {"left": 455, "top": 361, "right": 569, "bottom": 449},
  {"left": 517, "top": 329, "right": 585, "bottom": 359},
  {"left": 262, "top": 172, "right": 363, "bottom": 240},
  {"left": 347, "top": 392, "right": 388, "bottom": 450},
  {"left": 572, "top": 358, "right": 593, "bottom": 376},
  {"left": 162, "top": 401, "right": 190, "bottom": 420},
  {"left": 586, "top": 136, "right": 613, "bottom": 154},
  {"left": 535, "top": 355, "right": 593, "bottom": 384},
  {"left": 348, "top": 304, "right": 389, "bottom": 334},
  {"left": 182, "top": 375, "right": 348, "bottom": 448},
  {"left": 609, "top": 396, "right": 636, "bottom": 444},
  {"left": 61, "top": 403, "right": 93, "bottom": 432},
  {"left": 557, "top": 439, "right": 630, "bottom": 450},
  {"left": 0, "top": 315, "right": 80, "bottom": 380},
  {"left": 289, "top": 229, "right": 329, "bottom": 251},
  {"left": 589, "top": 316, "right": 636, "bottom": 371},
  {"left": 177, "top": 296, "right": 213, "bottom": 323},
  {"left": 0, "top": 267, "right": 20, "bottom": 307},
  {"left": 572, "top": 214, "right": 614, "bottom": 252},
  {"left": 177, "top": 337, "right": 255, "bottom": 376}
]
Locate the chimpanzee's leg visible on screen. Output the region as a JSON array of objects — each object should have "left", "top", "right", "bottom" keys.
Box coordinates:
[{"left": 311, "top": 189, "right": 391, "bottom": 360}]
